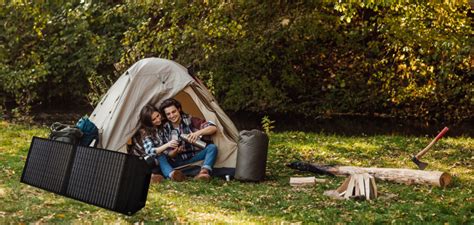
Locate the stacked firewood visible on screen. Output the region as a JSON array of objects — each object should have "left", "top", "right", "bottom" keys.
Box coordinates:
[{"left": 334, "top": 173, "right": 378, "bottom": 200}]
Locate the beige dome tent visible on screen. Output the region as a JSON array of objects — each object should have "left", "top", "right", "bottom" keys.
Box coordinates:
[{"left": 89, "top": 58, "right": 239, "bottom": 171}]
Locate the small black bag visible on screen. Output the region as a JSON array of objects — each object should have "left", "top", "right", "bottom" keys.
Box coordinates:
[{"left": 49, "top": 122, "right": 83, "bottom": 145}]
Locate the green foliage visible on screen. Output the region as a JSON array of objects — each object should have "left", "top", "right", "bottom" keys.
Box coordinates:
[
  {"left": 352, "top": 1, "right": 473, "bottom": 121},
  {"left": 86, "top": 73, "right": 114, "bottom": 107},
  {"left": 0, "top": 3, "right": 49, "bottom": 116},
  {"left": 261, "top": 115, "right": 275, "bottom": 134},
  {"left": 0, "top": 2, "right": 141, "bottom": 110},
  {"left": 0, "top": 1, "right": 472, "bottom": 122},
  {"left": 116, "top": 1, "right": 471, "bottom": 121},
  {"left": 117, "top": 1, "right": 246, "bottom": 71},
  {"left": 1, "top": 121, "right": 473, "bottom": 223}
]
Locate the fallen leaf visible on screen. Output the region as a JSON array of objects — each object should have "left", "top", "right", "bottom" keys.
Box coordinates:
[{"left": 0, "top": 188, "right": 6, "bottom": 198}]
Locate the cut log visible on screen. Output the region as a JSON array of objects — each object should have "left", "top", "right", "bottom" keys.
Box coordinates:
[
  {"left": 336, "top": 176, "right": 351, "bottom": 193},
  {"left": 344, "top": 175, "right": 356, "bottom": 198},
  {"left": 290, "top": 177, "right": 315, "bottom": 186},
  {"left": 354, "top": 177, "right": 360, "bottom": 196},
  {"left": 370, "top": 174, "right": 378, "bottom": 197},
  {"left": 288, "top": 162, "right": 452, "bottom": 187},
  {"left": 357, "top": 174, "right": 365, "bottom": 197},
  {"left": 363, "top": 173, "right": 371, "bottom": 199},
  {"left": 329, "top": 166, "right": 451, "bottom": 188},
  {"left": 314, "top": 178, "right": 327, "bottom": 183},
  {"left": 289, "top": 177, "right": 327, "bottom": 186}
]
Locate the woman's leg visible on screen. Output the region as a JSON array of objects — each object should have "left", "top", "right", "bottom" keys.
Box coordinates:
[
  {"left": 158, "top": 155, "right": 174, "bottom": 178},
  {"left": 158, "top": 155, "right": 185, "bottom": 181}
]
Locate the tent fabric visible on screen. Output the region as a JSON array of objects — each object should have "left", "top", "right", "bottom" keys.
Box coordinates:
[
  {"left": 90, "top": 58, "right": 238, "bottom": 169},
  {"left": 181, "top": 87, "right": 238, "bottom": 168}
]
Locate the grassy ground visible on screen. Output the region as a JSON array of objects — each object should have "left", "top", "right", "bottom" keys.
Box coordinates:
[{"left": 0, "top": 120, "right": 472, "bottom": 223}]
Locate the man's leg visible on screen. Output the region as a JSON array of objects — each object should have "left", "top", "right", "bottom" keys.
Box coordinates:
[
  {"left": 172, "top": 144, "right": 217, "bottom": 181},
  {"left": 195, "top": 144, "right": 218, "bottom": 181},
  {"left": 173, "top": 144, "right": 218, "bottom": 172},
  {"left": 201, "top": 144, "right": 217, "bottom": 172}
]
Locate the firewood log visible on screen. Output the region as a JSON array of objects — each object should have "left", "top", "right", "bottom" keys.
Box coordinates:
[{"left": 288, "top": 162, "right": 451, "bottom": 187}]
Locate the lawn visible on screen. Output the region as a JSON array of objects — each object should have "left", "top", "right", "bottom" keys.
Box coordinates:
[{"left": 0, "top": 120, "right": 472, "bottom": 223}]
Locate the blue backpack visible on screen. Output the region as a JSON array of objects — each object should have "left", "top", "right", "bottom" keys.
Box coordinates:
[{"left": 76, "top": 116, "right": 99, "bottom": 147}]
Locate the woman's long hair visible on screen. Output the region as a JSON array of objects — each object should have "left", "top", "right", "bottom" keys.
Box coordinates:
[{"left": 139, "top": 104, "right": 162, "bottom": 137}]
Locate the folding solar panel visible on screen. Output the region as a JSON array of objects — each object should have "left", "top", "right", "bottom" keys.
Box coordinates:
[{"left": 21, "top": 137, "right": 151, "bottom": 215}]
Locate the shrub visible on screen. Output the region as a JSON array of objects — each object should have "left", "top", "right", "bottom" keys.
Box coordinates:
[
  {"left": 1, "top": 1, "right": 471, "bottom": 123},
  {"left": 0, "top": 2, "right": 141, "bottom": 111}
]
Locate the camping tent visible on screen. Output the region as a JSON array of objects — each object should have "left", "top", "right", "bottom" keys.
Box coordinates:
[{"left": 89, "top": 58, "right": 239, "bottom": 171}]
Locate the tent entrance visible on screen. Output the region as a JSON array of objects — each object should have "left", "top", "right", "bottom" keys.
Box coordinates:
[{"left": 174, "top": 90, "right": 205, "bottom": 119}]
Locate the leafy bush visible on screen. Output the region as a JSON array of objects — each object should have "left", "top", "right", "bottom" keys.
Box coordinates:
[
  {"left": 0, "top": 3, "right": 49, "bottom": 116},
  {"left": 0, "top": 2, "right": 141, "bottom": 112},
  {"left": 1, "top": 1, "right": 472, "bottom": 122},
  {"left": 350, "top": 2, "right": 473, "bottom": 121},
  {"left": 117, "top": 1, "right": 472, "bottom": 122}
]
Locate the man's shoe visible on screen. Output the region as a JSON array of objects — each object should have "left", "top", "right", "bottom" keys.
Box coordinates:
[
  {"left": 150, "top": 174, "right": 164, "bottom": 184},
  {"left": 170, "top": 170, "right": 185, "bottom": 182},
  {"left": 194, "top": 169, "right": 211, "bottom": 182}
]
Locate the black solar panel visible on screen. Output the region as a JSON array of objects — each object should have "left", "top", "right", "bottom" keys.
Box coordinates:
[
  {"left": 21, "top": 137, "right": 151, "bottom": 215},
  {"left": 21, "top": 138, "right": 74, "bottom": 193}
]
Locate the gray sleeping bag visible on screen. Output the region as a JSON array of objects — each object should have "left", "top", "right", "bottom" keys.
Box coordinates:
[{"left": 235, "top": 129, "right": 269, "bottom": 181}]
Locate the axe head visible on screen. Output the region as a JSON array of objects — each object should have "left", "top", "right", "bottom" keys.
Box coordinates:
[{"left": 411, "top": 156, "right": 428, "bottom": 170}]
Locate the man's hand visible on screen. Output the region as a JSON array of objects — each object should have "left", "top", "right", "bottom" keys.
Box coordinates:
[
  {"left": 186, "top": 125, "right": 217, "bottom": 143},
  {"left": 187, "top": 132, "right": 200, "bottom": 144}
]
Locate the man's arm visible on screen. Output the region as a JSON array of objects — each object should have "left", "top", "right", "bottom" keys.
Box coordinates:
[
  {"left": 195, "top": 125, "right": 217, "bottom": 135},
  {"left": 188, "top": 125, "right": 217, "bottom": 144},
  {"left": 187, "top": 117, "right": 217, "bottom": 144}
]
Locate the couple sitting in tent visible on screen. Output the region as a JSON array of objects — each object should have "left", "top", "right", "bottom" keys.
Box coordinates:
[{"left": 139, "top": 98, "right": 218, "bottom": 182}]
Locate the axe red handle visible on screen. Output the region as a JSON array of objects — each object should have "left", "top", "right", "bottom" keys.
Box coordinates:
[
  {"left": 415, "top": 127, "right": 449, "bottom": 159},
  {"left": 434, "top": 127, "right": 449, "bottom": 141}
]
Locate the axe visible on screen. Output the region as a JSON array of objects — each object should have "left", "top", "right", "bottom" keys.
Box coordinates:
[{"left": 411, "top": 127, "right": 449, "bottom": 170}]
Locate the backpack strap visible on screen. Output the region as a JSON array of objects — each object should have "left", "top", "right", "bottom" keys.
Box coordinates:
[{"left": 51, "top": 122, "right": 71, "bottom": 132}]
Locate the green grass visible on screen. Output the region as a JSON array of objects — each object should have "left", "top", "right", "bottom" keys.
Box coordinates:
[{"left": 1, "top": 120, "right": 473, "bottom": 223}]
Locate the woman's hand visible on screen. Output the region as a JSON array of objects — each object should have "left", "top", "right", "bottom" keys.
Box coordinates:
[
  {"left": 167, "top": 140, "right": 179, "bottom": 148},
  {"left": 168, "top": 145, "right": 184, "bottom": 158}
]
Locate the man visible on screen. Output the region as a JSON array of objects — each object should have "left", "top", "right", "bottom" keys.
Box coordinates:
[{"left": 157, "top": 98, "right": 218, "bottom": 182}]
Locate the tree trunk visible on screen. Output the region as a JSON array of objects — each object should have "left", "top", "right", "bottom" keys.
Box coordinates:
[{"left": 326, "top": 166, "right": 451, "bottom": 187}]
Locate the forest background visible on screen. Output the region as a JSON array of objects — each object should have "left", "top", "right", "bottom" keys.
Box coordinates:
[
  {"left": 0, "top": 1, "right": 472, "bottom": 126},
  {"left": 1, "top": 1, "right": 473, "bottom": 223}
]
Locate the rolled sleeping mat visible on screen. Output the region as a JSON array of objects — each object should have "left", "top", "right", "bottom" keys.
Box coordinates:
[{"left": 235, "top": 129, "right": 269, "bottom": 181}]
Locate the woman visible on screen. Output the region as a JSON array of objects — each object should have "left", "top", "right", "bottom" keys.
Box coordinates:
[{"left": 139, "top": 104, "right": 186, "bottom": 182}]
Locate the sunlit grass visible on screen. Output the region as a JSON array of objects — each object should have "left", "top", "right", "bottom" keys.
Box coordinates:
[{"left": 0, "top": 120, "right": 472, "bottom": 223}]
